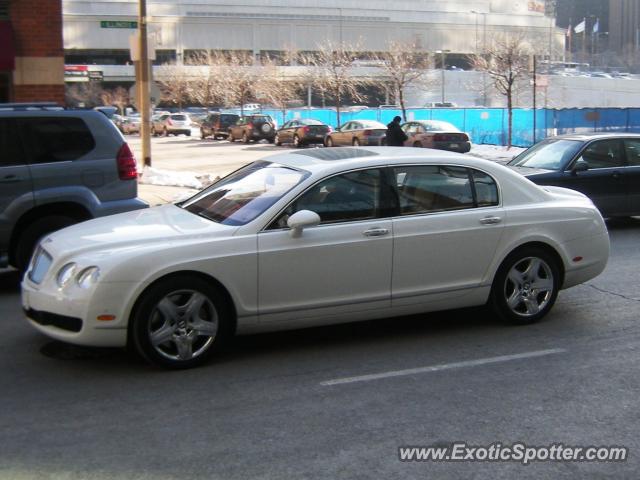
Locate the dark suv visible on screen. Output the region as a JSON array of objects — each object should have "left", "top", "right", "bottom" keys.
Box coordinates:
[
  {"left": 0, "top": 108, "right": 148, "bottom": 271},
  {"left": 228, "top": 115, "right": 276, "bottom": 143},
  {"left": 200, "top": 113, "right": 239, "bottom": 140}
]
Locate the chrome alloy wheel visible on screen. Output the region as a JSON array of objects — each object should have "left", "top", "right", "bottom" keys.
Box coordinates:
[
  {"left": 148, "top": 289, "right": 219, "bottom": 361},
  {"left": 503, "top": 257, "right": 554, "bottom": 317}
]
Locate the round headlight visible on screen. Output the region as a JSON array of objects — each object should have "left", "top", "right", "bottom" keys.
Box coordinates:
[
  {"left": 76, "top": 266, "right": 100, "bottom": 289},
  {"left": 56, "top": 262, "right": 77, "bottom": 288}
]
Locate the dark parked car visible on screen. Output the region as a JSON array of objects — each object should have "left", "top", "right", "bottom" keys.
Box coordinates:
[
  {"left": 0, "top": 108, "right": 148, "bottom": 270},
  {"left": 508, "top": 133, "right": 640, "bottom": 217},
  {"left": 228, "top": 115, "right": 276, "bottom": 143},
  {"left": 275, "top": 118, "right": 331, "bottom": 147},
  {"left": 200, "top": 113, "right": 240, "bottom": 140},
  {"left": 401, "top": 120, "right": 471, "bottom": 153},
  {"left": 325, "top": 120, "right": 387, "bottom": 147}
]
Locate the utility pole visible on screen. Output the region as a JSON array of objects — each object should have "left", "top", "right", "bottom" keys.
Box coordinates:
[{"left": 138, "top": 0, "right": 152, "bottom": 167}]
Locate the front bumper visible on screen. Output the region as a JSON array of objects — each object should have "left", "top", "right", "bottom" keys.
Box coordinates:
[{"left": 22, "top": 278, "right": 138, "bottom": 348}]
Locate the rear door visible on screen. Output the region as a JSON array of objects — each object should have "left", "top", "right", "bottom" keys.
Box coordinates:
[
  {"left": 562, "top": 139, "right": 627, "bottom": 216},
  {"left": 0, "top": 118, "right": 33, "bottom": 254},
  {"left": 389, "top": 165, "right": 504, "bottom": 306},
  {"left": 622, "top": 138, "right": 640, "bottom": 214}
]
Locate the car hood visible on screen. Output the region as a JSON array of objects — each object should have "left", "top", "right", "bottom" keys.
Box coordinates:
[
  {"left": 507, "top": 165, "right": 555, "bottom": 176},
  {"left": 41, "top": 204, "right": 237, "bottom": 261}
]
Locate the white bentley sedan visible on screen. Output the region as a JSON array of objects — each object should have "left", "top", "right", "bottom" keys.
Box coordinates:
[{"left": 22, "top": 147, "right": 610, "bottom": 368}]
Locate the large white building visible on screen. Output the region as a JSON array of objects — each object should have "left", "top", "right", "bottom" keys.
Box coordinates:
[{"left": 63, "top": 0, "right": 563, "bottom": 66}]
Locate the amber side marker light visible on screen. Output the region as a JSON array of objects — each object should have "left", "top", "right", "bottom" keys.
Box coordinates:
[
  {"left": 572, "top": 256, "right": 583, "bottom": 262},
  {"left": 97, "top": 315, "right": 116, "bottom": 321}
]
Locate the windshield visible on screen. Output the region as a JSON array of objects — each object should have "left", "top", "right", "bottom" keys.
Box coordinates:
[
  {"left": 509, "top": 139, "right": 583, "bottom": 170},
  {"left": 180, "top": 161, "right": 310, "bottom": 226}
]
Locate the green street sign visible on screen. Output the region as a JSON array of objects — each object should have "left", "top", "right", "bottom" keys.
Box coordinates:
[{"left": 100, "top": 21, "right": 137, "bottom": 29}]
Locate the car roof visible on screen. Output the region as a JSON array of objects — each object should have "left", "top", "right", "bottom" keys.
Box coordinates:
[
  {"left": 262, "top": 147, "right": 512, "bottom": 178},
  {"left": 545, "top": 132, "right": 640, "bottom": 142}
]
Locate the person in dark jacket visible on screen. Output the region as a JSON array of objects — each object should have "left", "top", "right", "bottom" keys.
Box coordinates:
[{"left": 386, "top": 116, "right": 408, "bottom": 146}]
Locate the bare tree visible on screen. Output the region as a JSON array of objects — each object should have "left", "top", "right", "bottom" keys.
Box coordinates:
[
  {"left": 373, "top": 40, "right": 431, "bottom": 121},
  {"left": 470, "top": 32, "right": 532, "bottom": 148},
  {"left": 156, "top": 63, "right": 194, "bottom": 110},
  {"left": 64, "top": 82, "right": 104, "bottom": 108},
  {"left": 301, "top": 41, "right": 368, "bottom": 126},
  {"left": 221, "top": 51, "right": 259, "bottom": 115},
  {"left": 186, "top": 50, "right": 228, "bottom": 109},
  {"left": 100, "top": 86, "right": 130, "bottom": 115},
  {"left": 255, "top": 55, "right": 304, "bottom": 121}
]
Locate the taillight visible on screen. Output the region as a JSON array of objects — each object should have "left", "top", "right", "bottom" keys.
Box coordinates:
[
  {"left": 247, "top": 123, "right": 254, "bottom": 130},
  {"left": 301, "top": 126, "right": 310, "bottom": 134},
  {"left": 433, "top": 134, "right": 446, "bottom": 142},
  {"left": 117, "top": 143, "right": 138, "bottom": 180}
]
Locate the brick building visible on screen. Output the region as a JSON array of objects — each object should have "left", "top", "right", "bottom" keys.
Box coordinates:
[{"left": 0, "top": 0, "right": 64, "bottom": 103}]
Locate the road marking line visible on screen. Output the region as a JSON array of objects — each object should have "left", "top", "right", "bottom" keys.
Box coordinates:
[{"left": 320, "top": 348, "right": 566, "bottom": 386}]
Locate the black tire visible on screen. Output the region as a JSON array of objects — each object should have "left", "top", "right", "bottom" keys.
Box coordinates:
[
  {"left": 293, "top": 135, "right": 302, "bottom": 148},
  {"left": 242, "top": 132, "right": 250, "bottom": 144},
  {"left": 353, "top": 138, "right": 361, "bottom": 147},
  {"left": 14, "top": 215, "right": 78, "bottom": 272},
  {"left": 413, "top": 141, "right": 422, "bottom": 148},
  {"left": 185, "top": 131, "right": 191, "bottom": 137},
  {"left": 275, "top": 134, "right": 282, "bottom": 146},
  {"left": 489, "top": 246, "right": 561, "bottom": 325},
  {"left": 130, "top": 275, "right": 232, "bottom": 369},
  {"left": 200, "top": 129, "right": 206, "bottom": 140},
  {"left": 267, "top": 137, "right": 275, "bottom": 144},
  {"left": 228, "top": 132, "right": 235, "bottom": 142}
]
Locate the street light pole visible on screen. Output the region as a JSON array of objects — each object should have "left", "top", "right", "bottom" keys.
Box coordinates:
[
  {"left": 437, "top": 50, "right": 449, "bottom": 103},
  {"left": 138, "top": 0, "right": 152, "bottom": 167}
]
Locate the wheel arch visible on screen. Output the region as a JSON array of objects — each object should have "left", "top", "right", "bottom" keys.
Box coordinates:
[
  {"left": 127, "top": 270, "right": 239, "bottom": 345},
  {"left": 9, "top": 202, "right": 92, "bottom": 265},
  {"left": 495, "top": 241, "right": 566, "bottom": 289}
]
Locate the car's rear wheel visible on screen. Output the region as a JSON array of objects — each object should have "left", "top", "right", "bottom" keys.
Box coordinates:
[
  {"left": 228, "top": 132, "right": 235, "bottom": 142},
  {"left": 275, "top": 134, "right": 282, "bottom": 146},
  {"left": 185, "top": 131, "right": 191, "bottom": 137},
  {"left": 242, "top": 132, "right": 250, "bottom": 144},
  {"left": 200, "top": 129, "right": 206, "bottom": 140},
  {"left": 490, "top": 247, "right": 560, "bottom": 325},
  {"left": 131, "top": 276, "right": 232, "bottom": 369},
  {"left": 293, "top": 135, "right": 302, "bottom": 148},
  {"left": 413, "top": 141, "right": 422, "bottom": 148},
  {"left": 326, "top": 137, "right": 334, "bottom": 147},
  {"left": 14, "top": 215, "right": 78, "bottom": 272},
  {"left": 352, "top": 138, "right": 361, "bottom": 147}
]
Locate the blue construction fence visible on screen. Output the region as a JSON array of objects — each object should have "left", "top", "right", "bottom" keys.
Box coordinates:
[{"left": 255, "top": 108, "right": 640, "bottom": 148}]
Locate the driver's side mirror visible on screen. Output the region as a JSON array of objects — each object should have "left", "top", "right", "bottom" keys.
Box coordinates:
[
  {"left": 572, "top": 159, "right": 589, "bottom": 174},
  {"left": 287, "top": 210, "right": 321, "bottom": 238}
]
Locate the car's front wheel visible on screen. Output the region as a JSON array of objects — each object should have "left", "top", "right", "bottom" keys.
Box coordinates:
[
  {"left": 131, "top": 275, "right": 232, "bottom": 369},
  {"left": 490, "top": 247, "right": 560, "bottom": 325}
]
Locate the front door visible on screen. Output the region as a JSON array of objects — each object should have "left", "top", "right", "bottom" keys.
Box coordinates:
[
  {"left": 562, "top": 139, "right": 628, "bottom": 216},
  {"left": 258, "top": 168, "right": 393, "bottom": 324}
]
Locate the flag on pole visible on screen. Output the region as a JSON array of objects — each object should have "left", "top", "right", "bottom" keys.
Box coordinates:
[
  {"left": 593, "top": 18, "right": 600, "bottom": 34},
  {"left": 574, "top": 19, "right": 586, "bottom": 33}
]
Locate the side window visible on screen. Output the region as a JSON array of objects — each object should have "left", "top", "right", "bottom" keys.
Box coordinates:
[
  {"left": 341, "top": 123, "right": 351, "bottom": 131},
  {"left": 21, "top": 117, "right": 95, "bottom": 164},
  {"left": 271, "top": 169, "right": 383, "bottom": 228},
  {"left": 578, "top": 140, "right": 624, "bottom": 169},
  {"left": 0, "top": 119, "right": 26, "bottom": 167},
  {"left": 471, "top": 169, "right": 499, "bottom": 207},
  {"left": 624, "top": 139, "right": 640, "bottom": 166},
  {"left": 394, "top": 165, "right": 475, "bottom": 214}
]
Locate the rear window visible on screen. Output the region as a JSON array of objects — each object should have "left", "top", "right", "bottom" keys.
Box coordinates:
[
  {"left": 171, "top": 115, "right": 187, "bottom": 120},
  {"left": 20, "top": 117, "right": 95, "bottom": 164}
]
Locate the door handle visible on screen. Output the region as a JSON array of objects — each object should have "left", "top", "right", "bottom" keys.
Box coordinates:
[
  {"left": 0, "top": 175, "right": 21, "bottom": 184},
  {"left": 479, "top": 216, "right": 502, "bottom": 225},
  {"left": 363, "top": 228, "right": 389, "bottom": 237}
]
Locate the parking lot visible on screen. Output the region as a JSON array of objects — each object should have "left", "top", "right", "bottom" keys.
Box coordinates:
[{"left": 1, "top": 137, "right": 640, "bottom": 479}]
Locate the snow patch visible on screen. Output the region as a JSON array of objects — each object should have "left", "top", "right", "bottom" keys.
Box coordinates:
[
  {"left": 468, "top": 144, "right": 526, "bottom": 163},
  {"left": 140, "top": 166, "right": 218, "bottom": 189}
]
